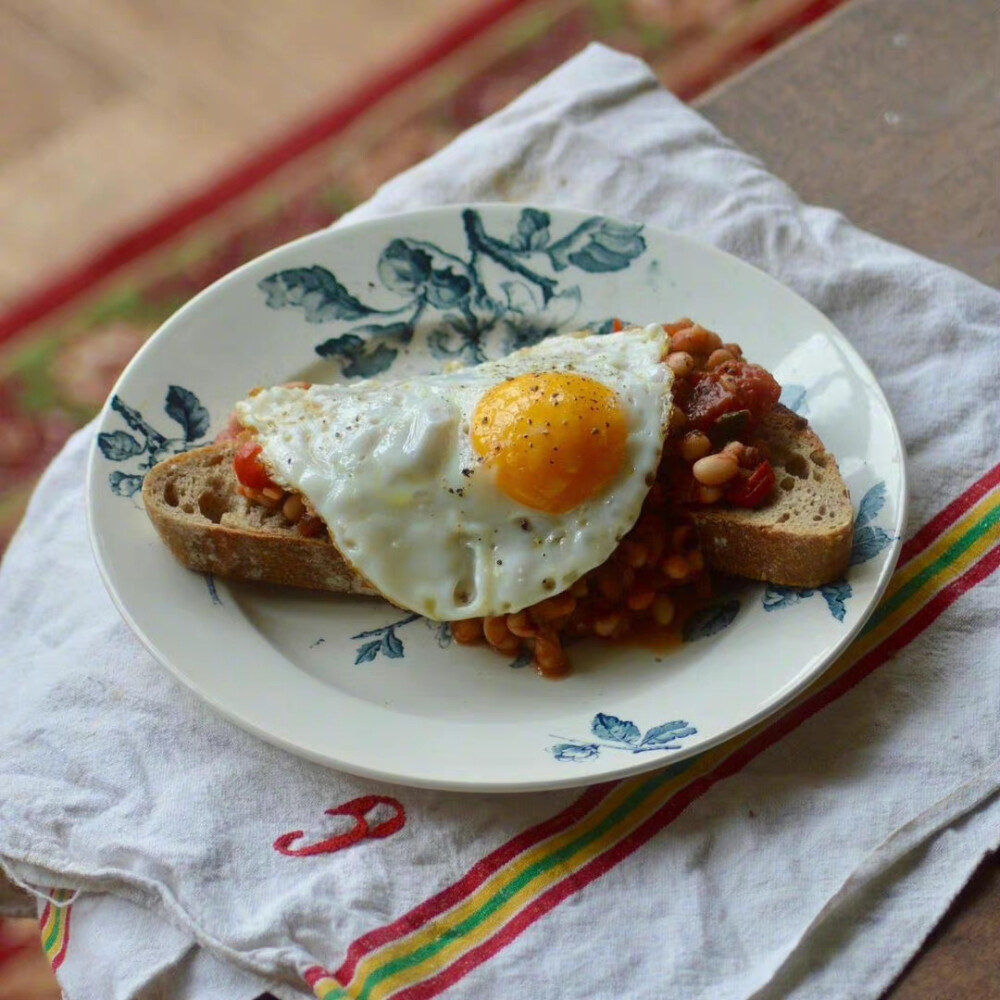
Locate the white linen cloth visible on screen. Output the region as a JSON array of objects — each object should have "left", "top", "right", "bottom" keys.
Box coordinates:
[{"left": 2, "top": 43, "right": 999, "bottom": 1000}]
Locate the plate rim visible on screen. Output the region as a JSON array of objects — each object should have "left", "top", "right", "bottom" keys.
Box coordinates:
[{"left": 85, "top": 202, "right": 909, "bottom": 792}]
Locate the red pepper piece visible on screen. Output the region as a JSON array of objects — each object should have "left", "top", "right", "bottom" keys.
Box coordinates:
[{"left": 728, "top": 460, "right": 776, "bottom": 508}]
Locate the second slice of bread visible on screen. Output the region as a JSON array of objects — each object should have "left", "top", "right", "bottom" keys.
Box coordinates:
[{"left": 688, "top": 405, "right": 853, "bottom": 588}]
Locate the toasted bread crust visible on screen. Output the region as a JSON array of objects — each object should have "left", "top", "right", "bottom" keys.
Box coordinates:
[
  {"left": 689, "top": 405, "right": 853, "bottom": 588},
  {"left": 141, "top": 441, "right": 378, "bottom": 595}
]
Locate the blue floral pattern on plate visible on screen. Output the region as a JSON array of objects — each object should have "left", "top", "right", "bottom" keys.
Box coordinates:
[
  {"left": 349, "top": 615, "right": 452, "bottom": 664},
  {"left": 98, "top": 387, "right": 211, "bottom": 497},
  {"left": 849, "top": 482, "right": 894, "bottom": 566},
  {"left": 350, "top": 614, "right": 420, "bottom": 664},
  {"left": 258, "top": 207, "right": 646, "bottom": 378},
  {"left": 682, "top": 598, "right": 741, "bottom": 641},
  {"left": 549, "top": 713, "right": 697, "bottom": 762},
  {"left": 204, "top": 574, "right": 223, "bottom": 606}
]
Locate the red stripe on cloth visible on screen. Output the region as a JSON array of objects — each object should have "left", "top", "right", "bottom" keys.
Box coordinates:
[
  {"left": 333, "top": 781, "right": 615, "bottom": 984},
  {"left": 0, "top": 0, "right": 545, "bottom": 350},
  {"left": 392, "top": 545, "right": 1000, "bottom": 1000},
  {"left": 304, "top": 965, "right": 333, "bottom": 988},
  {"left": 900, "top": 463, "right": 1000, "bottom": 565},
  {"left": 50, "top": 904, "right": 71, "bottom": 971}
]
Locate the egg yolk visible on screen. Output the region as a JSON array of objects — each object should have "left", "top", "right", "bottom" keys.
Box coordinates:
[{"left": 471, "top": 371, "right": 629, "bottom": 514}]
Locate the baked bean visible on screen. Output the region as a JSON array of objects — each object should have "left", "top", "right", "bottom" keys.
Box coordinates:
[
  {"left": 692, "top": 453, "right": 739, "bottom": 486},
  {"left": 282, "top": 493, "right": 304, "bottom": 523},
  {"left": 663, "top": 554, "right": 690, "bottom": 580},
  {"left": 722, "top": 440, "right": 746, "bottom": 462},
  {"left": 666, "top": 351, "right": 696, "bottom": 377},
  {"left": 624, "top": 540, "right": 648, "bottom": 568},
  {"left": 680, "top": 431, "right": 712, "bottom": 463},
  {"left": 451, "top": 619, "right": 483, "bottom": 644},
  {"left": 506, "top": 612, "right": 538, "bottom": 638},
  {"left": 724, "top": 342, "right": 744, "bottom": 359},
  {"left": 706, "top": 348, "right": 736, "bottom": 370},
  {"left": 593, "top": 613, "right": 623, "bottom": 638},
  {"left": 663, "top": 318, "right": 694, "bottom": 335},
  {"left": 670, "top": 324, "right": 723, "bottom": 356},
  {"left": 261, "top": 485, "right": 284, "bottom": 502},
  {"left": 498, "top": 635, "right": 523, "bottom": 655},
  {"left": 532, "top": 593, "right": 576, "bottom": 623},
  {"left": 483, "top": 616, "right": 520, "bottom": 653},
  {"left": 534, "top": 629, "right": 569, "bottom": 676},
  {"left": 297, "top": 514, "right": 325, "bottom": 537},
  {"left": 627, "top": 587, "right": 656, "bottom": 611},
  {"left": 245, "top": 486, "right": 282, "bottom": 509},
  {"left": 698, "top": 485, "right": 724, "bottom": 504},
  {"left": 652, "top": 595, "right": 676, "bottom": 627},
  {"left": 668, "top": 406, "right": 688, "bottom": 432},
  {"left": 570, "top": 578, "right": 589, "bottom": 598}
]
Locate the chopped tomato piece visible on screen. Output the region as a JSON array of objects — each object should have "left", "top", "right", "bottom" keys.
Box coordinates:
[
  {"left": 233, "top": 439, "right": 277, "bottom": 491},
  {"left": 727, "top": 460, "right": 776, "bottom": 508},
  {"left": 684, "top": 361, "right": 781, "bottom": 432},
  {"left": 612, "top": 318, "right": 624, "bottom": 332}
]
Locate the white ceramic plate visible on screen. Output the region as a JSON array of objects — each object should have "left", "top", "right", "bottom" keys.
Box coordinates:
[{"left": 86, "top": 204, "right": 906, "bottom": 791}]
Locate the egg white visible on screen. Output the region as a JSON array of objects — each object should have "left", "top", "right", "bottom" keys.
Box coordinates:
[{"left": 235, "top": 324, "right": 672, "bottom": 620}]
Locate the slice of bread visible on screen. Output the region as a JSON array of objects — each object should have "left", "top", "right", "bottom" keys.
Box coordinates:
[
  {"left": 142, "top": 404, "right": 853, "bottom": 595},
  {"left": 688, "top": 405, "right": 853, "bottom": 588},
  {"left": 141, "top": 440, "right": 378, "bottom": 595}
]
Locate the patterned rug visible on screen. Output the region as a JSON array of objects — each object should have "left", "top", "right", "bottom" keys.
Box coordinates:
[{"left": 0, "top": 0, "right": 845, "bottom": 556}]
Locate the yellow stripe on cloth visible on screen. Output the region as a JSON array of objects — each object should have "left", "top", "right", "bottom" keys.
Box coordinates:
[
  {"left": 333, "top": 754, "right": 727, "bottom": 1000},
  {"left": 321, "top": 485, "right": 1000, "bottom": 1000},
  {"left": 40, "top": 888, "right": 74, "bottom": 965}
]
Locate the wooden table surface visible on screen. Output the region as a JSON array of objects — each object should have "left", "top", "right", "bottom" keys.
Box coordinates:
[
  {"left": 698, "top": 0, "right": 999, "bottom": 290},
  {"left": 697, "top": 0, "right": 1000, "bottom": 996}
]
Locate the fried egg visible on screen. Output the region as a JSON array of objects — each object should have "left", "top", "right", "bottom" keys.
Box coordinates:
[{"left": 235, "top": 324, "right": 672, "bottom": 620}]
